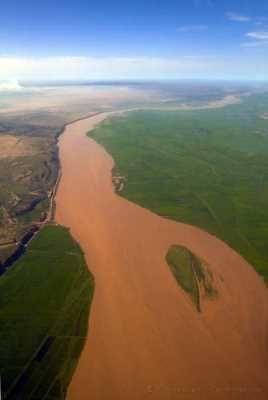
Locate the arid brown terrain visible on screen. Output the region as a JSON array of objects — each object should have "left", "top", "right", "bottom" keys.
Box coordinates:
[
  {"left": 0, "top": 131, "right": 58, "bottom": 263},
  {"left": 0, "top": 85, "right": 156, "bottom": 265},
  {"left": 55, "top": 113, "right": 268, "bottom": 400}
]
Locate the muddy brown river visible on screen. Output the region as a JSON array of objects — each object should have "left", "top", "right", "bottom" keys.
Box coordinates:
[{"left": 55, "top": 112, "right": 268, "bottom": 400}]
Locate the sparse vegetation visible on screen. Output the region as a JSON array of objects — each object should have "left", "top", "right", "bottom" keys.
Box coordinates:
[
  {"left": 0, "top": 224, "right": 94, "bottom": 400},
  {"left": 166, "top": 245, "right": 200, "bottom": 310},
  {"left": 0, "top": 133, "right": 59, "bottom": 264},
  {"left": 166, "top": 245, "right": 216, "bottom": 311}
]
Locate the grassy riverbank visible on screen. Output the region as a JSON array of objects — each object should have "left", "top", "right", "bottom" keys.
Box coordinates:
[
  {"left": 0, "top": 224, "right": 94, "bottom": 400},
  {"left": 90, "top": 94, "right": 268, "bottom": 282}
]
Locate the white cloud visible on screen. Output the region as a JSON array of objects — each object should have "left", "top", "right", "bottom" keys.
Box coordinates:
[
  {"left": 177, "top": 25, "right": 208, "bottom": 32},
  {"left": 226, "top": 12, "right": 251, "bottom": 22},
  {"left": 242, "top": 30, "right": 268, "bottom": 48},
  {"left": 246, "top": 31, "right": 268, "bottom": 40}
]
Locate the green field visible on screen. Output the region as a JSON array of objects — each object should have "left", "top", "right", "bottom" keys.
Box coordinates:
[
  {"left": 90, "top": 93, "right": 268, "bottom": 282},
  {"left": 0, "top": 224, "right": 94, "bottom": 400}
]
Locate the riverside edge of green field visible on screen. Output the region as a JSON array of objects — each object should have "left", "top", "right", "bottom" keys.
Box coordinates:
[
  {"left": 90, "top": 94, "right": 268, "bottom": 282},
  {"left": 0, "top": 224, "right": 94, "bottom": 400}
]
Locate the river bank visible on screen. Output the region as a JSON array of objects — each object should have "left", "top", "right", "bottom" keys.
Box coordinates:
[
  {"left": 0, "top": 112, "right": 102, "bottom": 275},
  {"left": 55, "top": 112, "right": 268, "bottom": 400}
]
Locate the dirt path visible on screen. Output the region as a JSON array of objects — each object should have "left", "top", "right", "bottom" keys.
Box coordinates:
[{"left": 55, "top": 113, "right": 268, "bottom": 400}]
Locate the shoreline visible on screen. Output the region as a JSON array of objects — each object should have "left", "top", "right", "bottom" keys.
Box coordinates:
[
  {"left": 0, "top": 112, "right": 103, "bottom": 274},
  {"left": 55, "top": 112, "right": 268, "bottom": 400},
  {"left": 0, "top": 91, "right": 246, "bottom": 273}
]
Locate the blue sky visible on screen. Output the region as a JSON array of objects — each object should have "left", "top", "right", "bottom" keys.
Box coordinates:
[{"left": 0, "top": 0, "right": 268, "bottom": 80}]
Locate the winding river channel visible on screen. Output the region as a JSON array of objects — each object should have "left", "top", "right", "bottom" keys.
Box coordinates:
[{"left": 55, "top": 112, "right": 268, "bottom": 400}]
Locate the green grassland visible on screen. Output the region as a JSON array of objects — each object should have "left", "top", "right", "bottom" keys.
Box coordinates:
[
  {"left": 90, "top": 93, "right": 268, "bottom": 282},
  {"left": 0, "top": 224, "right": 94, "bottom": 400}
]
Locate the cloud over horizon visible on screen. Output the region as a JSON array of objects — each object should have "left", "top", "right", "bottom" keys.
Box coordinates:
[
  {"left": 0, "top": 54, "right": 267, "bottom": 81},
  {"left": 0, "top": 78, "right": 23, "bottom": 92},
  {"left": 0, "top": 55, "right": 218, "bottom": 81}
]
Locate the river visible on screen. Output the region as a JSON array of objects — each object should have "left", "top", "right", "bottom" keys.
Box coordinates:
[{"left": 55, "top": 112, "right": 268, "bottom": 400}]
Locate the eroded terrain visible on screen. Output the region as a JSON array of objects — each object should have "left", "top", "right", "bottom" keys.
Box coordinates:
[{"left": 0, "top": 84, "right": 157, "bottom": 264}]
